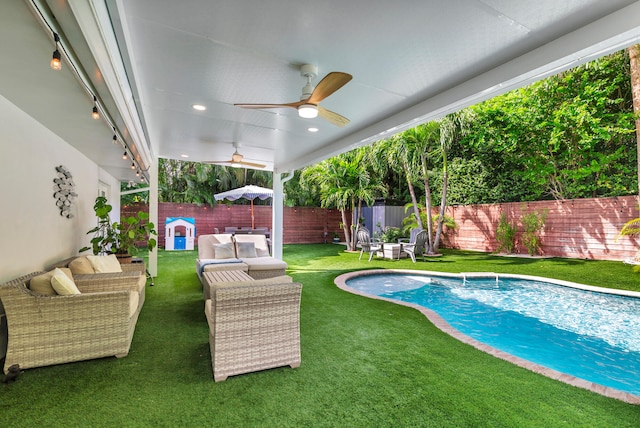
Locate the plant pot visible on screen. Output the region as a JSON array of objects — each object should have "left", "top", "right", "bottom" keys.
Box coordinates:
[{"left": 116, "top": 253, "right": 133, "bottom": 264}]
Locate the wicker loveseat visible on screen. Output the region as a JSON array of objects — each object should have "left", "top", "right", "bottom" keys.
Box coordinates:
[
  {"left": 204, "top": 274, "right": 302, "bottom": 381},
  {"left": 196, "top": 233, "right": 287, "bottom": 285},
  {"left": 0, "top": 257, "right": 146, "bottom": 373}
]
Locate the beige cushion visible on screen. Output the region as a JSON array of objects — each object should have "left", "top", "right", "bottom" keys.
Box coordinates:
[
  {"left": 129, "top": 291, "right": 140, "bottom": 318},
  {"left": 202, "top": 262, "right": 248, "bottom": 273},
  {"left": 51, "top": 268, "right": 81, "bottom": 295},
  {"left": 87, "top": 254, "right": 122, "bottom": 273},
  {"left": 213, "top": 243, "right": 235, "bottom": 259},
  {"left": 241, "top": 257, "right": 288, "bottom": 271},
  {"left": 69, "top": 256, "right": 95, "bottom": 274},
  {"left": 236, "top": 241, "right": 257, "bottom": 258},
  {"left": 234, "top": 234, "right": 270, "bottom": 257},
  {"left": 29, "top": 268, "right": 74, "bottom": 295}
]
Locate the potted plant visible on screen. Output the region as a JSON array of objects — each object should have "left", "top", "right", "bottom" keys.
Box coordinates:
[
  {"left": 80, "top": 196, "right": 157, "bottom": 263},
  {"left": 333, "top": 232, "right": 340, "bottom": 243}
]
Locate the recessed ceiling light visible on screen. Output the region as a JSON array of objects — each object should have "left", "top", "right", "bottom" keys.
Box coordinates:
[
  {"left": 181, "top": 154, "right": 189, "bottom": 158},
  {"left": 192, "top": 104, "right": 206, "bottom": 111},
  {"left": 308, "top": 127, "right": 319, "bottom": 132}
]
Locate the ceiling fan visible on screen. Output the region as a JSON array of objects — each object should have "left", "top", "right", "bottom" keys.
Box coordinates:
[
  {"left": 204, "top": 146, "right": 266, "bottom": 169},
  {"left": 235, "top": 64, "right": 352, "bottom": 127}
]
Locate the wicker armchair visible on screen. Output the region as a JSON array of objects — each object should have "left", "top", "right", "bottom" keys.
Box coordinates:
[
  {"left": 205, "top": 278, "right": 302, "bottom": 381},
  {"left": 0, "top": 271, "right": 142, "bottom": 373}
]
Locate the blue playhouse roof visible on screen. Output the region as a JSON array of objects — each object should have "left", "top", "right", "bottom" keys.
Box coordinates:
[{"left": 165, "top": 217, "right": 196, "bottom": 225}]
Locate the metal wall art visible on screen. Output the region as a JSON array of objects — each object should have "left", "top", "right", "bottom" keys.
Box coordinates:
[{"left": 53, "top": 165, "right": 77, "bottom": 218}]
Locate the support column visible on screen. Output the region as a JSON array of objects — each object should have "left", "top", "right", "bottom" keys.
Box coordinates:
[
  {"left": 148, "top": 161, "right": 158, "bottom": 277},
  {"left": 271, "top": 170, "right": 294, "bottom": 260}
]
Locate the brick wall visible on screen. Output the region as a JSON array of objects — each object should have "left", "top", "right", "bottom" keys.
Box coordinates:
[
  {"left": 121, "top": 202, "right": 345, "bottom": 245},
  {"left": 443, "top": 196, "right": 639, "bottom": 260},
  {"left": 122, "top": 196, "right": 640, "bottom": 260}
]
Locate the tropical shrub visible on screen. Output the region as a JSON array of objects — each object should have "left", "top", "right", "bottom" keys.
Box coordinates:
[
  {"left": 520, "top": 209, "right": 548, "bottom": 256},
  {"left": 495, "top": 213, "right": 517, "bottom": 253}
]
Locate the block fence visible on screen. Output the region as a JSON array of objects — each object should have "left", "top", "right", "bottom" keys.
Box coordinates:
[
  {"left": 121, "top": 202, "right": 345, "bottom": 246},
  {"left": 122, "top": 195, "right": 639, "bottom": 260}
]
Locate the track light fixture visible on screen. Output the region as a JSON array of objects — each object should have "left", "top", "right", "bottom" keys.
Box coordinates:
[
  {"left": 91, "top": 96, "right": 99, "bottom": 120},
  {"left": 131, "top": 162, "right": 136, "bottom": 170},
  {"left": 50, "top": 32, "right": 61, "bottom": 71},
  {"left": 136, "top": 170, "right": 140, "bottom": 177},
  {"left": 122, "top": 151, "right": 128, "bottom": 160}
]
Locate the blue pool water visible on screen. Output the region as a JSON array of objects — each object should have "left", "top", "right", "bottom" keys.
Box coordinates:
[{"left": 345, "top": 273, "right": 640, "bottom": 396}]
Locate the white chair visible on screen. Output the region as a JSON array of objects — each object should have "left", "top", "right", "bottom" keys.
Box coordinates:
[
  {"left": 356, "top": 228, "right": 383, "bottom": 262},
  {"left": 401, "top": 230, "right": 428, "bottom": 262}
]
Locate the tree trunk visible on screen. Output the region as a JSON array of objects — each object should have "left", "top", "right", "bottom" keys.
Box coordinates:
[
  {"left": 404, "top": 161, "right": 423, "bottom": 230},
  {"left": 341, "top": 209, "right": 352, "bottom": 251},
  {"left": 422, "top": 152, "right": 434, "bottom": 253},
  {"left": 630, "top": 44, "right": 640, "bottom": 197},
  {"left": 432, "top": 159, "right": 448, "bottom": 253}
]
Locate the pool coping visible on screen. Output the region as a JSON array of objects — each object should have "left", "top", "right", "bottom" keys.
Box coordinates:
[{"left": 334, "top": 269, "right": 640, "bottom": 405}]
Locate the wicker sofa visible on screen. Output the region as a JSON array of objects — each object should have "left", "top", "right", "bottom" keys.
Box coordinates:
[
  {"left": 204, "top": 274, "right": 302, "bottom": 381},
  {"left": 0, "top": 256, "right": 146, "bottom": 373},
  {"left": 196, "top": 233, "right": 287, "bottom": 285}
]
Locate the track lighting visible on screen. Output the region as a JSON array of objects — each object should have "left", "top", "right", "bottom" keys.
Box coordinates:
[
  {"left": 131, "top": 162, "right": 136, "bottom": 170},
  {"left": 122, "top": 151, "right": 128, "bottom": 160},
  {"left": 50, "top": 32, "right": 61, "bottom": 71},
  {"left": 136, "top": 170, "right": 140, "bottom": 177},
  {"left": 91, "top": 96, "right": 99, "bottom": 120}
]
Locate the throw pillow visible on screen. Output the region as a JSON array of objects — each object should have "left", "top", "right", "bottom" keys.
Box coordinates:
[
  {"left": 29, "top": 268, "right": 73, "bottom": 295},
  {"left": 213, "top": 243, "right": 235, "bottom": 259},
  {"left": 69, "top": 256, "right": 95, "bottom": 274},
  {"left": 50, "top": 268, "right": 81, "bottom": 295},
  {"left": 236, "top": 241, "right": 257, "bottom": 258},
  {"left": 255, "top": 246, "right": 270, "bottom": 257},
  {"left": 87, "top": 254, "right": 123, "bottom": 273}
]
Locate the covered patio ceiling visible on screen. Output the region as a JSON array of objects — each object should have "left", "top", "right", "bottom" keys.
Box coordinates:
[{"left": 4, "top": 1, "right": 640, "bottom": 181}]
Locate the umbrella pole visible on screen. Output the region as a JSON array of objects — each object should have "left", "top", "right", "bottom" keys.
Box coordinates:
[{"left": 251, "top": 199, "right": 255, "bottom": 229}]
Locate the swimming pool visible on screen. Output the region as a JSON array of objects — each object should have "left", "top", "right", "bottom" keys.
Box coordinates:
[{"left": 335, "top": 270, "right": 640, "bottom": 404}]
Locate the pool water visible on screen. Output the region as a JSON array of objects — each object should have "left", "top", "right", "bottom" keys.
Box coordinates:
[{"left": 345, "top": 273, "right": 640, "bottom": 396}]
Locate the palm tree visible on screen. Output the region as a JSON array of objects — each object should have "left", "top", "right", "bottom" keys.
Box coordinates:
[{"left": 301, "top": 149, "right": 385, "bottom": 251}]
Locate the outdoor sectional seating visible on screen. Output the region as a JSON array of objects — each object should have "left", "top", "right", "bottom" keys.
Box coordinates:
[
  {"left": 196, "top": 233, "right": 287, "bottom": 286},
  {"left": 0, "top": 256, "right": 146, "bottom": 373},
  {"left": 203, "top": 272, "right": 302, "bottom": 381}
]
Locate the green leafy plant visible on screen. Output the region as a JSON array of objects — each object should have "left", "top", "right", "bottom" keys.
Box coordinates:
[
  {"left": 520, "top": 209, "right": 548, "bottom": 256},
  {"left": 495, "top": 213, "right": 517, "bottom": 253},
  {"left": 376, "top": 226, "right": 404, "bottom": 243},
  {"left": 80, "top": 196, "right": 157, "bottom": 257}
]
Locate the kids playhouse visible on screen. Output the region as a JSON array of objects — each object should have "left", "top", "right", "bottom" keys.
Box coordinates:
[{"left": 164, "top": 217, "right": 195, "bottom": 250}]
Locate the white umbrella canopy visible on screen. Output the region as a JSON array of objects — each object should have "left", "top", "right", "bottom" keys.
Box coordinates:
[{"left": 214, "top": 185, "right": 274, "bottom": 229}]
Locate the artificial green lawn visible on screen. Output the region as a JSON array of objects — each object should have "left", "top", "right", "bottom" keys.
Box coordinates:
[{"left": 1, "top": 245, "right": 639, "bottom": 427}]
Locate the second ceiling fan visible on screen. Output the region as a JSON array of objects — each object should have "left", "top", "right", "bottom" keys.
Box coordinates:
[{"left": 235, "top": 64, "right": 352, "bottom": 127}]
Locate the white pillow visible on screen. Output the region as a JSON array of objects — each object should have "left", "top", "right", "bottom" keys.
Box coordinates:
[
  {"left": 236, "top": 241, "right": 257, "bottom": 258},
  {"left": 213, "top": 243, "right": 235, "bottom": 259},
  {"left": 51, "top": 268, "right": 81, "bottom": 295},
  {"left": 87, "top": 254, "right": 123, "bottom": 273}
]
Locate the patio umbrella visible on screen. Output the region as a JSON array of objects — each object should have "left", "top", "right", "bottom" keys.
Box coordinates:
[{"left": 214, "top": 185, "right": 273, "bottom": 229}]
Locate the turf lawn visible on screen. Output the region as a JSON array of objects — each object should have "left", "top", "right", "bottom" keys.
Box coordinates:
[{"left": 1, "top": 245, "right": 639, "bottom": 427}]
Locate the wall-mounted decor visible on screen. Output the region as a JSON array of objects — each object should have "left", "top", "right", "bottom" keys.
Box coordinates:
[{"left": 53, "top": 165, "right": 77, "bottom": 218}]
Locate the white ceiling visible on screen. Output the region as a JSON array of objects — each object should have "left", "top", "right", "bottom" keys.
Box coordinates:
[{"left": 4, "top": 0, "right": 640, "bottom": 181}]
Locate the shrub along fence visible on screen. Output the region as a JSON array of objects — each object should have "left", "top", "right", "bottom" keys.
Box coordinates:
[
  {"left": 123, "top": 196, "right": 639, "bottom": 260},
  {"left": 442, "top": 195, "right": 639, "bottom": 261},
  {"left": 121, "top": 202, "right": 345, "bottom": 246}
]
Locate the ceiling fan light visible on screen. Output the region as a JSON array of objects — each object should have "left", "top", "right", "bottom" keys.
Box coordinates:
[
  {"left": 230, "top": 162, "right": 241, "bottom": 168},
  {"left": 298, "top": 104, "right": 318, "bottom": 119}
]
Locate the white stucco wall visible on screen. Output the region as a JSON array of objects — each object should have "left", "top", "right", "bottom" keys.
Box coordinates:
[{"left": 0, "top": 94, "right": 120, "bottom": 283}]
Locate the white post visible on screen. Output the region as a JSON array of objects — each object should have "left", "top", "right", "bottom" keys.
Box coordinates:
[
  {"left": 148, "top": 161, "right": 158, "bottom": 277},
  {"left": 271, "top": 170, "right": 295, "bottom": 260}
]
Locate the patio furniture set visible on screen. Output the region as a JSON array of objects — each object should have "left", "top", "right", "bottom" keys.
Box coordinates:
[
  {"left": 196, "top": 233, "right": 301, "bottom": 381},
  {"left": 0, "top": 233, "right": 301, "bottom": 383},
  {"left": 356, "top": 227, "right": 428, "bottom": 263}
]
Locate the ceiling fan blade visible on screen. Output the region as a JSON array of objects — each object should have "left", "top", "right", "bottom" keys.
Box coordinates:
[
  {"left": 318, "top": 106, "right": 350, "bottom": 127},
  {"left": 239, "top": 160, "right": 266, "bottom": 168},
  {"left": 234, "top": 102, "right": 302, "bottom": 109},
  {"left": 202, "top": 160, "right": 233, "bottom": 164},
  {"left": 307, "top": 72, "right": 352, "bottom": 104}
]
